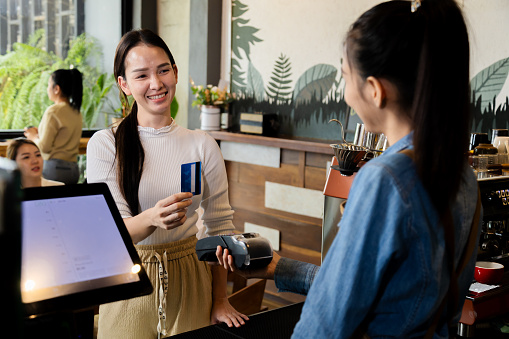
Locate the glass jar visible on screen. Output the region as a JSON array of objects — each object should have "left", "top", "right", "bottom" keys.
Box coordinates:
[{"left": 474, "top": 143, "right": 498, "bottom": 155}]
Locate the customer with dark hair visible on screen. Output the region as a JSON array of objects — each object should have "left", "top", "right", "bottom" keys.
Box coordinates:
[
  {"left": 86, "top": 29, "right": 247, "bottom": 338},
  {"left": 24, "top": 68, "right": 83, "bottom": 184},
  {"left": 217, "top": 1, "right": 481, "bottom": 338},
  {"left": 7, "top": 138, "right": 64, "bottom": 188}
]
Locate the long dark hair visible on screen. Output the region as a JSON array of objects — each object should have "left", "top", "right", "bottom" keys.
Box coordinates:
[
  {"left": 346, "top": 0, "right": 470, "bottom": 323},
  {"left": 51, "top": 68, "right": 83, "bottom": 110},
  {"left": 346, "top": 0, "right": 470, "bottom": 216},
  {"left": 113, "top": 29, "right": 177, "bottom": 215}
]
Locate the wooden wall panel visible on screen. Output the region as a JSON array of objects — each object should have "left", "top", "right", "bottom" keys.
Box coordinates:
[
  {"left": 217, "top": 133, "right": 334, "bottom": 306},
  {"left": 228, "top": 181, "right": 322, "bottom": 226},
  {"left": 305, "top": 166, "right": 327, "bottom": 191},
  {"left": 232, "top": 161, "right": 304, "bottom": 188},
  {"left": 232, "top": 208, "right": 322, "bottom": 254},
  {"left": 281, "top": 149, "right": 300, "bottom": 165},
  {"left": 306, "top": 152, "right": 332, "bottom": 168}
]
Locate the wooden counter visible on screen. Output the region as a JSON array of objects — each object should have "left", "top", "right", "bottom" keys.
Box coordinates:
[
  {"left": 206, "top": 130, "right": 334, "bottom": 155},
  {"left": 207, "top": 131, "right": 334, "bottom": 306},
  {"left": 0, "top": 138, "right": 90, "bottom": 158}
]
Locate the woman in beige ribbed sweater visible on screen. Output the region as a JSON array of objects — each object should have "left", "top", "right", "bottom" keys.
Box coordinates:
[
  {"left": 86, "top": 29, "right": 247, "bottom": 338},
  {"left": 24, "top": 68, "right": 83, "bottom": 184}
]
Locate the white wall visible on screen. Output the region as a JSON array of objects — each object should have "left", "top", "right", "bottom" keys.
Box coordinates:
[
  {"left": 84, "top": 0, "right": 121, "bottom": 76},
  {"left": 159, "top": 0, "right": 191, "bottom": 128}
]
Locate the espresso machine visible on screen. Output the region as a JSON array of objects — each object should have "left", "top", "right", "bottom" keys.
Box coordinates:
[
  {"left": 458, "top": 176, "right": 509, "bottom": 337},
  {"left": 476, "top": 177, "right": 509, "bottom": 259}
]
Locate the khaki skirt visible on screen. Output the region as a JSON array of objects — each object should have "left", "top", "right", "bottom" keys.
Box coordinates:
[{"left": 97, "top": 236, "right": 213, "bottom": 338}]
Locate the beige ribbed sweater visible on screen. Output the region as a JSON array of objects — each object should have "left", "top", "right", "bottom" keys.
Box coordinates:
[
  {"left": 86, "top": 123, "right": 235, "bottom": 245},
  {"left": 37, "top": 102, "right": 82, "bottom": 162}
]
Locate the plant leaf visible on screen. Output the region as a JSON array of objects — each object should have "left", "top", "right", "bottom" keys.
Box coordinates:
[
  {"left": 246, "top": 62, "right": 265, "bottom": 102},
  {"left": 266, "top": 54, "right": 293, "bottom": 102},
  {"left": 470, "top": 57, "right": 509, "bottom": 113},
  {"left": 293, "top": 64, "right": 338, "bottom": 106},
  {"left": 171, "top": 97, "right": 179, "bottom": 119}
]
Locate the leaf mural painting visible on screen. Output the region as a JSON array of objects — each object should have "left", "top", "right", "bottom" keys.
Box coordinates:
[
  {"left": 470, "top": 57, "right": 509, "bottom": 114},
  {"left": 266, "top": 53, "right": 292, "bottom": 103},
  {"left": 231, "top": 0, "right": 263, "bottom": 96},
  {"left": 232, "top": 58, "right": 246, "bottom": 90},
  {"left": 232, "top": 0, "right": 263, "bottom": 61},
  {"left": 293, "top": 64, "right": 338, "bottom": 107},
  {"left": 246, "top": 61, "right": 265, "bottom": 102}
]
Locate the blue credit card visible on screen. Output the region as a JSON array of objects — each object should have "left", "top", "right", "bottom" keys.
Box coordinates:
[{"left": 181, "top": 161, "right": 202, "bottom": 195}]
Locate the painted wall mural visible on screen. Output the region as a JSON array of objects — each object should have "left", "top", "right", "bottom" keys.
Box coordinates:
[
  {"left": 471, "top": 58, "right": 509, "bottom": 133},
  {"left": 230, "top": 0, "right": 509, "bottom": 142}
]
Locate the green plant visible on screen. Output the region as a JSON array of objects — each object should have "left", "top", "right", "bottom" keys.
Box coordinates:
[
  {"left": 82, "top": 73, "right": 116, "bottom": 128},
  {"left": 0, "top": 29, "right": 114, "bottom": 129}
]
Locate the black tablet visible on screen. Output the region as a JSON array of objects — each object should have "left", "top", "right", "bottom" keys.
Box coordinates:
[{"left": 21, "top": 182, "right": 152, "bottom": 317}]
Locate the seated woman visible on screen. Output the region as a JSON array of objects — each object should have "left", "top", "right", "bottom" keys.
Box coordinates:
[{"left": 7, "top": 138, "right": 64, "bottom": 188}]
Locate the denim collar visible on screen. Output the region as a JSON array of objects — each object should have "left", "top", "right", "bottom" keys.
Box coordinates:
[{"left": 382, "top": 132, "right": 414, "bottom": 156}]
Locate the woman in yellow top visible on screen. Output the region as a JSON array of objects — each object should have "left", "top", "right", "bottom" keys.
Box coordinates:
[{"left": 24, "top": 68, "right": 83, "bottom": 184}]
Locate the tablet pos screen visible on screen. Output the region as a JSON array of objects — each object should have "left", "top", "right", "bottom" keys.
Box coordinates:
[{"left": 21, "top": 183, "right": 152, "bottom": 316}]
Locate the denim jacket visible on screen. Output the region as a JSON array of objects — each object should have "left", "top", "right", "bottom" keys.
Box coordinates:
[{"left": 274, "top": 133, "right": 480, "bottom": 338}]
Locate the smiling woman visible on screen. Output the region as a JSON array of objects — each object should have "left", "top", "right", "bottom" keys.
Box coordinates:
[
  {"left": 86, "top": 29, "right": 247, "bottom": 337},
  {"left": 117, "top": 45, "right": 178, "bottom": 128}
]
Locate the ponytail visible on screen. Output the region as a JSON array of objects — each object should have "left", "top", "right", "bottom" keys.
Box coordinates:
[
  {"left": 69, "top": 69, "right": 83, "bottom": 110},
  {"left": 411, "top": 0, "right": 470, "bottom": 216},
  {"left": 114, "top": 96, "right": 144, "bottom": 216},
  {"left": 51, "top": 68, "right": 83, "bottom": 111}
]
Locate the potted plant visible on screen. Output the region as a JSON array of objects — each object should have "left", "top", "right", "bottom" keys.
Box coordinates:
[{"left": 190, "top": 80, "right": 234, "bottom": 131}]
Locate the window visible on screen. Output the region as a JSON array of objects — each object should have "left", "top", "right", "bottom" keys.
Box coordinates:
[{"left": 0, "top": 0, "right": 84, "bottom": 58}]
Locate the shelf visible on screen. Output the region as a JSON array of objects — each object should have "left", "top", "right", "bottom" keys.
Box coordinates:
[{"left": 205, "top": 130, "right": 334, "bottom": 155}]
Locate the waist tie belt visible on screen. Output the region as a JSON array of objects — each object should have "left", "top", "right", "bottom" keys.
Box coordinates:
[{"left": 154, "top": 251, "right": 169, "bottom": 338}]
